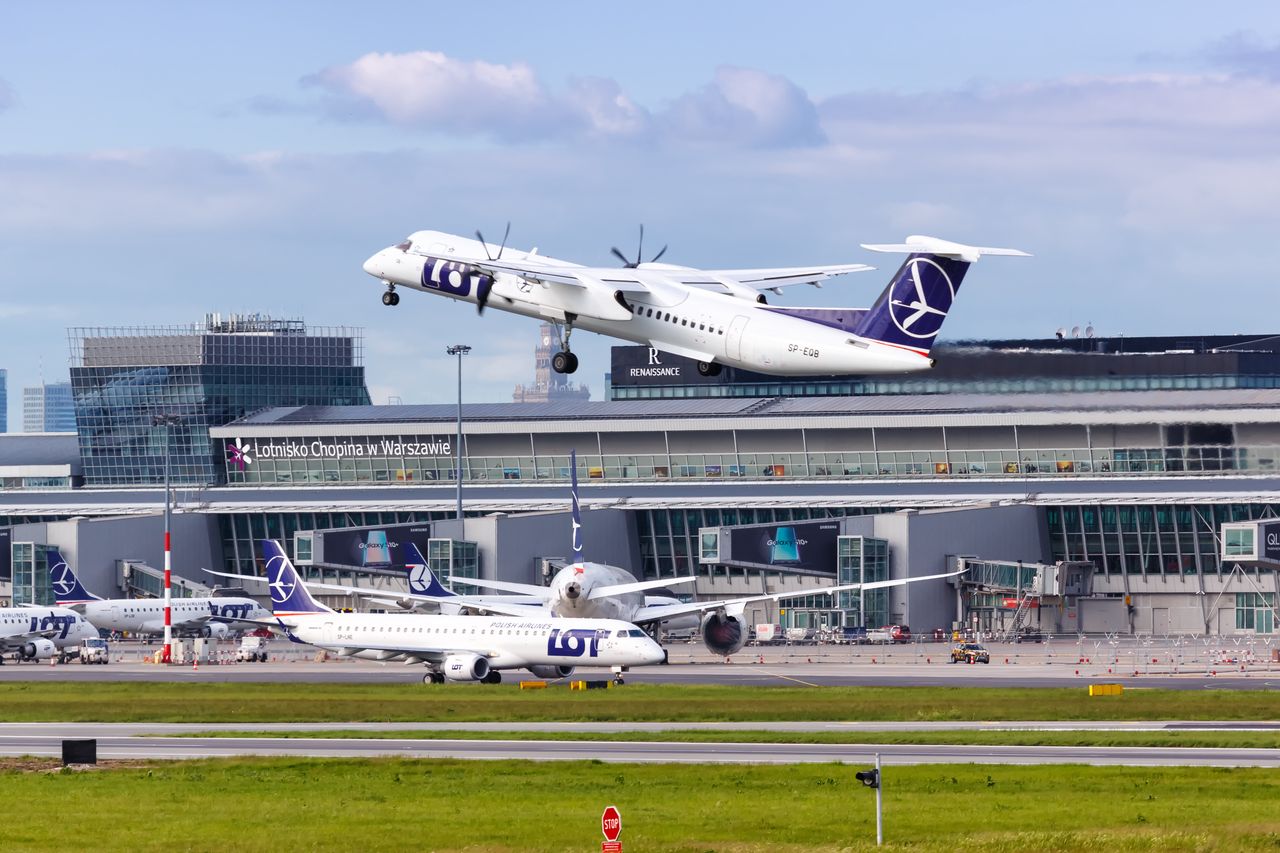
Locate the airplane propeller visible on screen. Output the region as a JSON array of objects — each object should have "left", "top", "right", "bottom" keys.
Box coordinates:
[
  {"left": 474, "top": 222, "right": 511, "bottom": 314},
  {"left": 611, "top": 224, "right": 667, "bottom": 269}
]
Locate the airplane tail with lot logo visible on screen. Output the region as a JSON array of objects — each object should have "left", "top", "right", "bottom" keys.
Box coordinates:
[{"left": 854, "top": 236, "right": 1028, "bottom": 357}]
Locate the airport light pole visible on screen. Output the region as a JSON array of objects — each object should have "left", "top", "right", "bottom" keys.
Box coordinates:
[
  {"left": 152, "top": 413, "right": 182, "bottom": 664},
  {"left": 446, "top": 345, "right": 471, "bottom": 522}
]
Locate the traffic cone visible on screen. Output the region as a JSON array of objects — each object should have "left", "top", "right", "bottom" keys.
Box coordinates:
[{"left": 192, "top": 656, "right": 198, "bottom": 671}]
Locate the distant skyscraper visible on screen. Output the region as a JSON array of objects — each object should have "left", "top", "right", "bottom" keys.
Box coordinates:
[
  {"left": 69, "top": 314, "right": 371, "bottom": 486},
  {"left": 23, "top": 381, "right": 76, "bottom": 432},
  {"left": 511, "top": 323, "right": 591, "bottom": 404}
]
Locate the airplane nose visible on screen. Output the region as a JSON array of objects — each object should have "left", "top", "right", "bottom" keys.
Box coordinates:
[{"left": 362, "top": 251, "right": 383, "bottom": 278}]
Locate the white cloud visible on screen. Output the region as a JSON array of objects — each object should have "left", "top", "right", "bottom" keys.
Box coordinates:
[{"left": 661, "top": 66, "right": 825, "bottom": 148}]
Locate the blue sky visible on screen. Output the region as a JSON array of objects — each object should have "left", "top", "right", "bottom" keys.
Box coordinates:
[{"left": 3, "top": 2, "right": 1280, "bottom": 426}]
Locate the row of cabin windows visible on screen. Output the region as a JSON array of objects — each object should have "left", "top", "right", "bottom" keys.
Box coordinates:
[
  {"left": 332, "top": 625, "right": 648, "bottom": 638},
  {"left": 627, "top": 303, "right": 725, "bottom": 335}
]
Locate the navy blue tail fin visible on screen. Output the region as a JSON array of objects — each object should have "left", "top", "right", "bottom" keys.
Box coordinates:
[
  {"left": 260, "top": 539, "right": 332, "bottom": 615},
  {"left": 47, "top": 548, "right": 101, "bottom": 605},
  {"left": 405, "top": 543, "right": 455, "bottom": 597},
  {"left": 855, "top": 236, "right": 1028, "bottom": 355}
]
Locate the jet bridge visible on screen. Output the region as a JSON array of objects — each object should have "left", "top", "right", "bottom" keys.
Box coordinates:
[
  {"left": 954, "top": 557, "right": 1096, "bottom": 637},
  {"left": 116, "top": 559, "right": 212, "bottom": 599}
]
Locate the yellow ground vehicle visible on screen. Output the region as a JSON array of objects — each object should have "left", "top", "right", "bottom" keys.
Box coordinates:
[{"left": 950, "top": 642, "right": 990, "bottom": 664}]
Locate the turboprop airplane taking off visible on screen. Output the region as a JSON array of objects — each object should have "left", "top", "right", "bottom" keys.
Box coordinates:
[
  {"left": 47, "top": 548, "right": 271, "bottom": 638},
  {"left": 253, "top": 540, "right": 665, "bottom": 684},
  {"left": 363, "top": 229, "right": 1027, "bottom": 376}
]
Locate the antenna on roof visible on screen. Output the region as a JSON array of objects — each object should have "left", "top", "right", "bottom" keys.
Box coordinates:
[
  {"left": 1071, "top": 326, "right": 1081, "bottom": 339},
  {"left": 1085, "top": 324, "right": 1095, "bottom": 338},
  {"left": 1055, "top": 328, "right": 1066, "bottom": 340}
]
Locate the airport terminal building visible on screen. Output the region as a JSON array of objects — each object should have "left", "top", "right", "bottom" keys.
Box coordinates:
[{"left": 1, "top": 327, "right": 1278, "bottom": 637}]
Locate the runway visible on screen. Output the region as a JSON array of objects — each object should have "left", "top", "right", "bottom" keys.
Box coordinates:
[
  {"left": 1, "top": 725, "right": 1275, "bottom": 767},
  {"left": 1, "top": 659, "right": 1276, "bottom": 690}
]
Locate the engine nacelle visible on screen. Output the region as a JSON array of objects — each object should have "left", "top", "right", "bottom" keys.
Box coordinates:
[
  {"left": 201, "top": 622, "right": 231, "bottom": 639},
  {"left": 526, "top": 664, "right": 575, "bottom": 680},
  {"left": 701, "top": 610, "right": 747, "bottom": 657},
  {"left": 20, "top": 638, "right": 57, "bottom": 660},
  {"left": 442, "top": 653, "right": 492, "bottom": 682}
]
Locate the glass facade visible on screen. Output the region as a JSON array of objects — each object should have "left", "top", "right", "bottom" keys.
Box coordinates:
[
  {"left": 225, "top": 443, "right": 1280, "bottom": 487},
  {"left": 11, "top": 541, "right": 49, "bottom": 605},
  {"left": 70, "top": 316, "right": 369, "bottom": 486},
  {"left": 23, "top": 382, "right": 76, "bottom": 433},
  {"left": 1235, "top": 593, "right": 1277, "bottom": 634},
  {"left": 1044, "top": 503, "right": 1280, "bottom": 576},
  {"left": 427, "top": 539, "right": 480, "bottom": 591},
  {"left": 837, "top": 536, "right": 889, "bottom": 627}
]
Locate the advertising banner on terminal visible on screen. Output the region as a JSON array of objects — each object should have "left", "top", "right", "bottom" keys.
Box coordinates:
[
  {"left": 0, "top": 527, "right": 10, "bottom": 580},
  {"left": 610, "top": 346, "right": 722, "bottom": 386},
  {"left": 224, "top": 435, "right": 453, "bottom": 470},
  {"left": 1262, "top": 519, "right": 1280, "bottom": 565},
  {"left": 726, "top": 521, "right": 841, "bottom": 573},
  {"left": 314, "top": 524, "right": 434, "bottom": 569}
]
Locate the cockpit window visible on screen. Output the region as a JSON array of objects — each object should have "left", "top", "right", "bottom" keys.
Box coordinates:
[
  {"left": 628, "top": 630, "right": 646, "bottom": 638},
  {"left": 616, "top": 630, "right": 627, "bottom": 638},
  {"left": 395, "top": 240, "right": 413, "bottom": 252}
]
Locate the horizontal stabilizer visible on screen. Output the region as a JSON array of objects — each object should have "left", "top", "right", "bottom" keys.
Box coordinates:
[{"left": 861, "top": 235, "right": 1029, "bottom": 263}]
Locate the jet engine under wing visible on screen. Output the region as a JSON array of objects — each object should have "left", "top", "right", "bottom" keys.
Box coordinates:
[{"left": 629, "top": 570, "right": 964, "bottom": 625}]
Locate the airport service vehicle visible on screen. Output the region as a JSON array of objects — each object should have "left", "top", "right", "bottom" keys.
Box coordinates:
[
  {"left": 364, "top": 230, "right": 1026, "bottom": 377},
  {"left": 236, "top": 636, "right": 269, "bottom": 662},
  {"left": 48, "top": 548, "right": 271, "bottom": 638},
  {"left": 0, "top": 605, "right": 100, "bottom": 663},
  {"left": 77, "top": 637, "right": 109, "bottom": 664},
  {"left": 254, "top": 540, "right": 665, "bottom": 684},
  {"left": 951, "top": 642, "right": 991, "bottom": 664},
  {"left": 754, "top": 624, "right": 783, "bottom": 644}
]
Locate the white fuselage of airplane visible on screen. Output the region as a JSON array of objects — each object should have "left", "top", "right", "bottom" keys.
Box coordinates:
[
  {"left": 363, "top": 232, "right": 931, "bottom": 376},
  {"left": 76, "top": 597, "right": 271, "bottom": 636},
  {"left": 0, "top": 606, "right": 99, "bottom": 656},
  {"left": 282, "top": 611, "right": 665, "bottom": 671}
]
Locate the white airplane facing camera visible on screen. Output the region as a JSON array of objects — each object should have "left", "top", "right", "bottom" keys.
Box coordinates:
[
  {"left": 247, "top": 540, "right": 665, "bottom": 684},
  {"left": 363, "top": 229, "right": 1026, "bottom": 377},
  {"left": 48, "top": 548, "right": 271, "bottom": 638}
]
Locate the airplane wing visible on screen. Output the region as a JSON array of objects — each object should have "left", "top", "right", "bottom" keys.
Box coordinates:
[
  {"left": 648, "top": 340, "right": 718, "bottom": 364},
  {"left": 588, "top": 575, "right": 698, "bottom": 600},
  {"left": 629, "top": 570, "right": 963, "bottom": 626},
  {"left": 448, "top": 577, "right": 554, "bottom": 598},
  {"left": 681, "top": 264, "right": 875, "bottom": 295},
  {"left": 0, "top": 628, "right": 63, "bottom": 649}
]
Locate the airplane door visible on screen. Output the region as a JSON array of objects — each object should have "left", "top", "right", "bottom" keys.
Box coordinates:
[
  {"left": 322, "top": 621, "right": 336, "bottom": 644},
  {"left": 109, "top": 605, "right": 121, "bottom": 628},
  {"left": 726, "top": 316, "right": 749, "bottom": 361}
]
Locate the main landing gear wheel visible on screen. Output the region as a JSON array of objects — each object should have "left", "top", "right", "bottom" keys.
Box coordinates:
[
  {"left": 697, "top": 361, "right": 722, "bottom": 377},
  {"left": 381, "top": 288, "right": 400, "bottom": 306},
  {"left": 482, "top": 670, "right": 503, "bottom": 684},
  {"left": 552, "top": 351, "right": 579, "bottom": 374},
  {"left": 424, "top": 671, "right": 445, "bottom": 684}
]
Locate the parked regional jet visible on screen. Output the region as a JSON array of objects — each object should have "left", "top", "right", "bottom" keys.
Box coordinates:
[
  {"left": 253, "top": 540, "right": 665, "bottom": 684},
  {"left": 363, "top": 229, "right": 1026, "bottom": 376},
  {"left": 0, "top": 605, "right": 98, "bottom": 663},
  {"left": 48, "top": 548, "right": 271, "bottom": 638}
]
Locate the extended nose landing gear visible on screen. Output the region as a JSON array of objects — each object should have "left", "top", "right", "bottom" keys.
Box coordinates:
[
  {"left": 550, "top": 316, "right": 579, "bottom": 374},
  {"left": 381, "top": 285, "right": 400, "bottom": 306}
]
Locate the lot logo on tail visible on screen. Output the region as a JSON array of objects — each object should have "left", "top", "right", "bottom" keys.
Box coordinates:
[
  {"left": 50, "top": 561, "right": 77, "bottom": 597},
  {"left": 889, "top": 258, "right": 954, "bottom": 339},
  {"left": 267, "top": 557, "right": 296, "bottom": 605}
]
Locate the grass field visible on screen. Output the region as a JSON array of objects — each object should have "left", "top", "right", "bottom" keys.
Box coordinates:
[
  {"left": 1, "top": 681, "right": 1277, "bottom": 722},
  {"left": 175, "top": 728, "right": 1280, "bottom": 748},
  {"left": 4, "top": 757, "right": 1278, "bottom": 852}
]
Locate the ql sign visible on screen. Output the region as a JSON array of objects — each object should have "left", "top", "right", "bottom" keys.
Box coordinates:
[{"left": 1264, "top": 524, "right": 1280, "bottom": 561}]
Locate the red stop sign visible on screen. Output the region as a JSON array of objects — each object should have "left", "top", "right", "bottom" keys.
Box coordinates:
[{"left": 601, "top": 805, "right": 622, "bottom": 842}]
